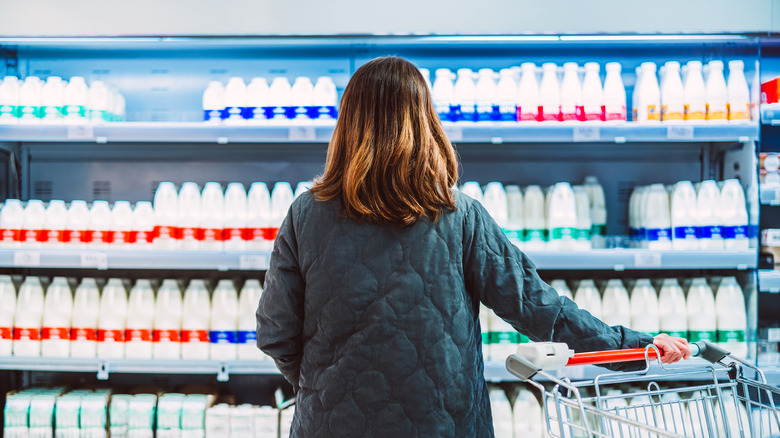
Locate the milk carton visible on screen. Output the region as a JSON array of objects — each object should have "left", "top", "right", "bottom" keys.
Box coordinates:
[
  {"left": 41, "top": 277, "right": 72, "bottom": 357},
  {"left": 64, "top": 76, "right": 88, "bottom": 122},
  {"left": 574, "top": 279, "right": 602, "bottom": 320},
  {"left": 715, "top": 277, "right": 747, "bottom": 357},
  {"left": 560, "top": 62, "right": 583, "bottom": 121},
  {"left": 44, "top": 200, "right": 68, "bottom": 248},
  {"left": 705, "top": 61, "right": 729, "bottom": 123},
  {"left": 0, "top": 76, "right": 20, "bottom": 121},
  {"left": 684, "top": 61, "right": 707, "bottom": 121},
  {"left": 223, "top": 182, "right": 248, "bottom": 251},
  {"left": 70, "top": 278, "right": 100, "bottom": 358},
  {"left": 177, "top": 182, "right": 202, "bottom": 251},
  {"left": 573, "top": 185, "right": 592, "bottom": 250},
  {"left": 224, "top": 77, "right": 247, "bottom": 124},
  {"left": 202, "top": 81, "right": 226, "bottom": 123},
  {"left": 720, "top": 179, "right": 749, "bottom": 249},
  {"left": 671, "top": 181, "right": 699, "bottom": 250},
  {"left": 0, "top": 199, "right": 24, "bottom": 248},
  {"left": 696, "top": 180, "right": 724, "bottom": 250},
  {"left": 238, "top": 279, "right": 263, "bottom": 360},
  {"left": 539, "top": 63, "right": 561, "bottom": 122},
  {"left": 154, "top": 182, "right": 179, "bottom": 250},
  {"left": 200, "top": 182, "right": 225, "bottom": 251},
  {"left": 727, "top": 60, "right": 750, "bottom": 122},
  {"left": 517, "top": 63, "right": 540, "bottom": 122},
  {"left": 290, "top": 77, "right": 314, "bottom": 119},
  {"left": 110, "top": 201, "right": 134, "bottom": 249},
  {"left": 0, "top": 275, "right": 16, "bottom": 355},
  {"left": 19, "top": 76, "right": 43, "bottom": 122},
  {"left": 246, "top": 182, "right": 273, "bottom": 250},
  {"left": 432, "top": 68, "right": 455, "bottom": 121},
  {"left": 181, "top": 279, "right": 211, "bottom": 360},
  {"left": 630, "top": 279, "right": 660, "bottom": 336},
  {"left": 89, "top": 200, "right": 112, "bottom": 249},
  {"left": 687, "top": 277, "right": 717, "bottom": 343},
  {"left": 582, "top": 62, "right": 603, "bottom": 121},
  {"left": 475, "top": 68, "right": 498, "bottom": 121},
  {"left": 21, "top": 200, "right": 45, "bottom": 248},
  {"left": 13, "top": 277, "right": 45, "bottom": 356},
  {"left": 602, "top": 279, "right": 631, "bottom": 327},
  {"left": 454, "top": 68, "right": 477, "bottom": 121},
  {"left": 658, "top": 278, "right": 688, "bottom": 338},
  {"left": 495, "top": 69, "right": 518, "bottom": 121},
  {"left": 603, "top": 62, "right": 627, "bottom": 121},
  {"left": 661, "top": 61, "right": 685, "bottom": 122},
  {"left": 246, "top": 78, "right": 269, "bottom": 122},
  {"left": 482, "top": 182, "right": 508, "bottom": 230},
  {"left": 125, "top": 279, "right": 155, "bottom": 359},
  {"left": 313, "top": 76, "right": 338, "bottom": 120},
  {"left": 210, "top": 279, "right": 239, "bottom": 360},
  {"left": 547, "top": 182, "right": 577, "bottom": 251},
  {"left": 267, "top": 77, "right": 292, "bottom": 120},
  {"left": 523, "top": 185, "right": 547, "bottom": 250},
  {"left": 154, "top": 279, "right": 182, "bottom": 359},
  {"left": 132, "top": 201, "right": 155, "bottom": 249},
  {"left": 504, "top": 185, "right": 524, "bottom": 243}
]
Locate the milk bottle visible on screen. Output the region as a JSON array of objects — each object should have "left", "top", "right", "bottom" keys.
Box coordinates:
[
  {"left": 513, "top": 388, "right": 543, "bottom": 438},
  {"left": 479, "top": 304, "right": 491, "bottom": 361},
  {"left": 21, "top": 200, "right": 46, "bottom": 248},
  {"left": 574, "top": 279, "right": 602, "bottom": 320},
  {"left": 495, "top": 69, "right": 518, "bottom": 121},
  {"left": 539, "top": 63, "right": 561, "bottom": 122},
  {"left": 504, "top": 185, "right": 524, "bottom": 243},
  {"left": 132, "top": 201, "right": 155, "bottom": 249},
  {"left": 0, "top": 76, "right": 20, "bottom": 121},
  {"left": 153, "top": 279, "right": 182, "bottom": 359},
  {"left": 705, "top": 61, "right": 729, "bottom": 123},
  {"left": 517, "top": 63, "right": 540, "bottom": 122},
  {"left": 13, "top": 276, "right": 44, "bottom": 356},
  {"left": 630, "top": 279, "right": 660, "bottom": 336},
  {"left": 0, "top": 199, "right": 24, "bottom": 248},
  {"left": 238, "top": 279, "right": 263, "bottom": 360},
  {"left": 581, "top": 62, "right": 603, "bottom": 121},
  {"left": 66, "top": 200, "right": 90, "bottom": 248},
  {"left": 583, "top": 176, "right": 607, "bottom": 239},
  {"left": 154, "top": 182, "right": 179, "bottom": 250},
  {"left": 89, "top": 200, "right": 112, "bottom": 249},
  {"left": 87, "top": 80, "right": 110, "bottom": 123},
  {"left": 41, "top": 77, "right": 66, "bottom": 122},
  {"left": 432, "top": 68, "right": 455, "bottom": 121},
  {"left": 268, "top": 77, "right": 292, "bottom": 120},
  {"left": 246, "top": 78, "right": 269, "bottom": 122},
  {"left": 489, "top": 310, "right": 523, "bottom": 361},
  {"left": 628, "top": 186, "right": 644, "bottom": 245},
  {"left": 181, "top": 279, "right": 210, "bottom": 360},
  {"left": 696, "top": 180, "right": 724, "bottom": 250},
  {"left": 44, "top": 200, "right": 68, "bottom": 248},
  {"left": 475, "top": 69, "right": 497, "bottom": 121},
  {"left": 644, "top": 184, "right": 672, "bottom": 250},
  {"left": 601, "top": 279, "right": 631, "bottom": 327},
  {"left": 19, "top": 76, "right": 43, "bottom": 122},
  {"left": 658, "top": 278, "right": 688, "bottom": 338},
  {"left": 113, "top": 89, "right": 126, "bottom": 122},
  {"left": 454, "top": 68, "right": 477, "bottom": 121},
  {"left": 177, "top": 182, "right": 201, "bottom": 251},
  {"left": 727, "top": 60, "right": 750, "bottom": 122},
  {"left": 523, "top": 185, "right": 547, "bottom": 250},
  {"left": 420, "top": 68, "right": 431, "bottom": 89},
  {"left": 460, "top": 181, "right": 483, "bottom": 204},
  {"left": 271, "top": 182, "right": 294, "bottom": 239},
  {"left": 560, "top": 62, "right": 583, "bottom": 122},
  {"left": 125, "top": 279, "right": 155, "bottom": 359},
  {"left": 482, "top": 182, "right": 508, "bottom": 230},
  {"left": 0, "top": 276, "right": 15, "bottom": 356},
  {"left": 110, "top": 201, "right": 134, "bottom": 249},
  {"left": 661, "top": 61, "right": 685, "bottom": 122},
  {"left": 632, "top": 66, "right": 644, "bottom": 122},
  {"left": 573, "top": 185, "right": 592, "bottom": 250},
  {"left": 64, "top": 76, "right": 88, "bottom": 122},
  {"left": 671, "top": 181, "right": 699, "bottom": 250},
  {"left": 294, "top": 181, "right": 312, "bottom": 199},
  {"left": 489, "top": 388, "right": 514, "bottom": 438},
  {"left": 97, "top": 278, "right": 127, "bottom": 359},
  {"left": 247, "top": 182, "right": 273, "bottom": 250},
  {"left": 290, "top": 77, "right": 314, "bottom": 119},
  {"left": 41, "top": 277, "right": 72, "bottom": 358},
  {"left": 200, "top": 182, "right": 225, "bottom": 251},
  {"left": 210, "top": 279, "right": 239, "bottom": 360},
  {"left": 202, "top": 81, "right": 226, "bottom": 123},
  {"left": 715, "top": 277, "right": 747, "bottom": 357},
  {"left": 70, "top": 278, "right": 100, "bottom": 358},
  {"left": 747, "top": 183, "right": 759, "bottom": 248},
  {"left": 687, "top": 277, "right": 717, "bottom": 343},
  {"left": 312, "top": 76, "right": 338, "bottom": 120},
  {"left": 224, "top": 77, "right": 247, "bottom": 124},
  {"left": 547, "top": 182, "right": 577, "bottom": 251},
  {"left": 550, "top": 279, "right": 573, "bottom": 300},
  {"left": 603, "top": 62, "right": 626, "bottom": 121},
  {"left": 224, "top": 183, "right": 248, "bottom": 251},
  {"left": 637, "top": 62, "right": 661, "bottom": 122},
  {"left": 720, "top": 179, "right": 749, "bottom": 249},
  {"left": 684, "top": 61, "right": 707, "bottom": 121}
]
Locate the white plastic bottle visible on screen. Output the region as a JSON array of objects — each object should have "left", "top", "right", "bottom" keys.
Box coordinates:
[
  {"left": 290, "top": 77, "right": 314, "bottom": 119},
  {"left": 684, "top": 61, "right": 707, "bottom": 121},
  {"left": 246, "top": 77, "right": 269, "bottom": 122},
  {"left": 89, "top": 200, "right": 112, "bottom": 249},
  {"left": 573, "top": 185, "right": 592, "bottom": 250},
  {"left": 583, "top": 176, "right": 607, "bottom": 238},
  {"left": 18, "top": 76, "right": 43, "bottom": 123},
  {"left": 630, "top": 279, "right": 660, "bottom": 336},
  {"left": 66, "top": 200, "right": 90, "bottom": 248},
  {"left": 41, "top": 277, "right": 72, "bottom": 358},
  {"left": 454, "top": 68, "right": 477, "bottom": 122},
  {"left": 658, "top": 278, "right": 688, "bottom": 339},
  {"left": 547, "top": 182, "right": 577, "bottom": 251},
  {"left": 727, "top": 60, "right": 751, "bottom": 122},
  {"left": 153, "top": 279, "right": 182, "bottom": 359},
  {"left": 210, "top": 279, "right": 239, "bottom": 360},
  {"left": 671, "top": 181, "right": 699, "bottom": 250},
  {"left": 628, "top": 187, "right": 643, "bottom": 244},
  {"left": 715, "top": 277, "right": 747, "bottom": 357},
  {"left": 200, "top": 182, "right": 225, "bottom": 251},
  {"left": 489, "top": 387, "right": 514, "bottom": 438},
  {"left": 632, "top": 66, "right": 644, "bottom": 122},
  {"left": 460, "top": 181, "right": 484, "bottom": 204},
  {"left": 432, "top": 68, "right": 455, "bottom": 121},
  {"left": 661, "top": 61, "right": 685, "bottom": 122},
  {"left": 0, "top": 276, "right": 16, "bottom": 355},
  {"left": 223, "top": 182, "right": 248, "bottom": 251},
  {"left": 181, "top": 279, "right": 211, "bottom": 360},
  {"left": 271, "top": 182, "right": 295, "bottom": 240},
  {"left": 238, "top": 279, "right": 263, "bottom": 360},
  {"left": 601, "top": 279, "right": 631, "bottom": 327},
  {"left": 603, "top": 62, "right": 627, "bottom": 121},
  {"left": 268, "top": 77, "right": 292, "bottom": 120},
  {"left": 637, "top": 62, "right": 661, "bottom": 122},
  {"left": 132, "top": 201, "right": 155, "bottom": 249},
  {"left": 539, "top": 63, "right": 561, "bottom": 122},
  {"left": 224, "top": 77, "right": 247, "bottom": 124},
  {"left": 644, "top": 184, "right": 673, "bottom": 250},
  {"left": 21, "top": 200, "right": 46, "bottom": 248},
  {"left": 294, "top": 181, "right": 312, "bottom": 199},
  {"left": 482, "top": 182, "right": 508, "bottom": 231},
  {"left": 125, "top": 279, "right": 155, "bottom": 359},
  {"left": 313, "top": 76, "right": 338, "bottom": 120},
  {"left": 44, "top": 200, "right": 68, "bottom": 248},
  {"left": 504, "top": 185, "right": 524, "bottom": 243},
  {"left": 517, "top": 63, "right": 540, "bottom": 122},
  {"left": 87, "top": 80, "right": 110, "bottom": 123},
  {"left": 13, "top": 276, "right": 44, "bottom": 356},
  {"left": 475, "top": 68, "right": 497, "bottom": 121},
  {"left": 495, "top": 69, "right": 518, "bottom": 122},
  {"left": 523, "top": 185, "right": 547, "bottom": 250},
  {"left": 581, "top": 62, "right": 603, "bottom": 122},
  {"left": 70, "top": 278, "right": 100, "bottom": 358},
  {"left": 154, "top": 182, "right": 179, "bottom": 250},
  {"left": 177, "top": 182, "right": 202, "bottom": 251},
  {"left": 687, "top": 277, "right": 717, "bottom": 343},
  {"left": 41, "top": 77, "right": 65, "bottom": 122},
  {"left": 706, "top": 60, "right": 729, "bottom": 123},
  {"left": 513, "top": 388, "right": 543, "bottom": 438},
  {"left": 247, "top": 182, "right": 273, "bottom": 250},
  {"left": 574, "top": 279, "right": 603, "bottom": 320},
  {"left": 64, "top": 76, "right": 88, "bottom": 122},
  {"left": 696, "top": 180, "right": 724, "bottom": 250},
  {"left": 560, "top": 62, "right": 583, "bottom": 122},
  {"left": 97, "top": 278, "right": 128, "bottom": 359},
  {"left": 0, "top": 199, "right": 24, "bottom": 248},
  {"left": 110, "top": 201, "right": 134, "bottom": 249},
  {"left": 0, "top": 76, "right": 20, "bottom": 122},
  {"left": 489, "top": 309, "right": 522, "bottom": 361},
  {"left": 202, "top": 81, "right": 226, "bottom": 123},
  {"left": 720, "top": 179, "right": 749, "bottom": 250},
  {"left": 550, "top": 279, "right": 573, "bottom": 300}
]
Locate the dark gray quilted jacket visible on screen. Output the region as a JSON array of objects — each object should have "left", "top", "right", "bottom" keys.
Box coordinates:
[{"left": 257, "top": 191, "right": 654, "bottom": 437}]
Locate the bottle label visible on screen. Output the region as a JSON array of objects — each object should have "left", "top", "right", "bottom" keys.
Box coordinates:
[
  {"left": 459, "top": 104, "right": 477, "bottom": 121},
  {"left": 662, "top": 330, "right": 688, "bottom": 339},
  {"left": 706, "top": 104, "right": 728, "bottom": 121},
  {"left": 179, "top": 227, "right": 198, "bottom": 241},
  {"left": 748, "top": 224, "right": 759, "bottom": 239},
  {"left": 662, "top": 105, "right": 684, "bottom": 121},
  {"left": 673, "top": 226, "right": 698, "bottom": 240},
  {"left": 646, "top": 228, "right": 672, "bottom": 241},
  {"left": 717, "top": 330, "right": 745, "bottom": 343},
  {"left": 154, "top": 225, "right": 177, "bottom": 240},
  {"left": 117, "top": 231, "right": 135, "bottom": 244},
  {"left": 684, "top": 105, "right": 705, "bottom": 121},
  {"left": 728, "top": 104, "right": 750, "bottom": 121},
  {"left": 70, "top": 327, "right": 97, "bottom": 341},
  {"left": 605, "top": 105, "right": 626, "bottom": 121},
  {"left": 0, "top": 105, "right": 18, "bottom": 118},
  {"left": 97, "top": 329, "right": 125, "bottom": 342},
  {"left": 237, "top": 330, "right": 257, "bottom": 344},
  {"left": 582, "top": 106, "right": 603, "bottom": 121},
  {"left": 203, "top": 109, "right": 222, "bottom": 122},
  {"left": 689, "top": 330, "right": 716, "bottom": 342},
  {"left": 13, "top": 327, "right": 41, "bottom": 341},
  {"left": 575, "top": 228, "right": 591, "bottom": 241},
  {"left": 92, "top": 230, "right": 112, "bottom": 244},
  {"left": 262, "top": 227, "right": 279, "bottom": 241},
  {"left": 88, "top": 109, "right": 111, "bottom": 122},
  {"left": 526, "top": 229, "right": 547, "bottom": 241},
  {"left": 222, "top": 228, "right": 243, "bottom": 242},
  {"left": 540, "top": 106, "right": 560, "bottom": 122},
  {"left": 503, "top": 229, "right": 525, "bottom": 242},
  {"left": 243, "top": 107, "right": 260, "bottom": 120},
  {"left": 65, "top": 105, "right": 86, "bottom": 118},
  {"left": 646, "top": 105, "right": 660, "bottom": 121},
  {"left": 517, "top": 106, "right": 539, "bottom": 122},
  {"left": 0, "top": 228, "right": 22, "bottom": 243},
  {"left": 196, "top": 227, "right": 224, "bottom": 242},
  {"left": 41, "top": 327, "right": 69, "bottom": 340},
  {"left": 242, "top": 227, "right": 263, "bottom": 241},
  {"left": 560, "top": 110, "right": 579, "bottom": 122},
  {"left": 0, "top": 327, "right": 10, "bottom": 340},
  {"left": 41, "top": 106, "right": 64, "bottom": 119},
  {"left": 489, "top": 331, "right": 519, "bottom": 344},
  {"left": 476, "top": 103, "right": 494, "bottom": 121},
  {"left": 498, "top": 104, "right": 517, "bottom": 121},
  {"left": 152, "top": 329, "right": 181, "bottom": 343},
  {"left": 481, "top": 332, "right": 489, "bottom": 345},
  {"left": 18, "top": 105, "right": 41, "bottom": 119},
  {"left": 591, "top": 224, "right": 606, "bottom": 236},
  {"left": 209, "top": 330, "right": 238, "bottom": 344},
  {"left": 80, "top": 230, "right": 96, "bottom": 244},
  {"left": 125, "top": 328, "right": 152, "bottom": 342},
  {"left": 722, "top": 225, "right": 747, "bottom": 240},
  {"left": 181, "top": 329, "right": 209, "bottom": 343},
  {"left": 550, "top": 227, "right": 576, "bottom": 240},
  {"left": 697, "top": 225, "right": 723, "bottom": 240},
  {"left": 137, "top": 230, "right": 155, "bottom": 244},
  {"left": 282, "top": 106, "right": 298, "bottom": 119}
]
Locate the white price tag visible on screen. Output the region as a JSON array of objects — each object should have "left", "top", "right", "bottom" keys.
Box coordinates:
[
  {"left": 288, "top": 126, "right": 316, "bottom": 142},
  {"left": 634, "top": 252, "right": 662, "bottom": 268},
  {"left": 666, "top": 125, "right": 694, "bottom": 140},
  {"left": 556, "top": 365, "right": 586, "bottom": 381},
  {"left": 13, "top": 251, "right": 40, "bottom": 267},
  {"left": 443, "top": 125, "right": 463, "bottom": 142},
  {"left": 80, "top": 252, "right": 108, "bottom": 269},
  {"left": 239, "top": 254, "right": 269, "bottom": 270},
  {"left": 67, "top": 125, "right": 95, "bottom": 140},
  {"left": 762, "top": 229, "right": 780, "bottom": 247},
  {"left": 573, "top": 126, "right": 600, "bottom": 142}
]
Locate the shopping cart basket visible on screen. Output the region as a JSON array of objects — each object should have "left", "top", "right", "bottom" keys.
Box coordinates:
[{"left": 506, "top": 340, "right": 780, "bottom": 438}]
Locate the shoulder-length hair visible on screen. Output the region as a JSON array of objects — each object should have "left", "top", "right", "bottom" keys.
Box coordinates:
[{"left": 310, "top": 56, "right": 458, "bottom": 226}]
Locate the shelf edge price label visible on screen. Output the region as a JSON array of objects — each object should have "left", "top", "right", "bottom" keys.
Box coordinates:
[
  {"left": 288, "top": 126, "right": 316, "bottom": 142},
  {"left": 762, "top": 229, "right": 780, "bottom": 247},
  {"left": 634, "top": 252, "right": 662, "bottom": 268},
  {"left": 239, "top": 254, "right": 269, "bottom": 270},
  {"left": 67, "top": 125, "right": 95, "bottom": 140},
  {"left": 80, "top": 252, "right": 108, "bottom": 270},
  {"left": 573, "top": 126, "right": 600, "bottom": 142},
  {"left": 13, "top": 251, "right": 40, "bottom": 267},
  {"left": 443, "top": 125, "right": 463, "bottom": 142},
  {"left": 666, "top": 125, "right": 694, "bottom": 140}
]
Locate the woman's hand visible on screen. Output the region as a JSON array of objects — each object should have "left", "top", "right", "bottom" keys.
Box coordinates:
[{"left": 653, "top": 334, "right": 691, "bottom": 364}]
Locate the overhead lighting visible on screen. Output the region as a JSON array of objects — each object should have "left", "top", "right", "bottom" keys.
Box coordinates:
[{"left": 559, "top": 34, "right": 749, "bottom": 42}]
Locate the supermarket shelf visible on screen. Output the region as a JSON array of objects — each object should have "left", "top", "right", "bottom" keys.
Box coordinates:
[
  {"left": 0, "top": 121, "right": 759, "bottom": 144},
  {"left": 522, "top": 248, "right": 757, "bottom": 271},
  {"left": 758, "top": 270, "right": 780, "bottom": 292}
]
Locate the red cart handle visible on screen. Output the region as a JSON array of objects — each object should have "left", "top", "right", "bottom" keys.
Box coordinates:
[{"left": 566, "top": 347, "right": 658, "bottom": 366}]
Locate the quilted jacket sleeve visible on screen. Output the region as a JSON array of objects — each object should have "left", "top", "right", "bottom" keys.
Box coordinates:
[
  {"left": 257, "top": 203, "right": 306, "bottom": 391},
  {"left": 462, "top": 200, "right": 655, "bottom": 372}
]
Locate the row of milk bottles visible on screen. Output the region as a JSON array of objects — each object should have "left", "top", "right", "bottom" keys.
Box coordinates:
[
  {"left": 629, "top": 179, "right": 753, "bottom": 250},
  {"left": 633, "top": 60, "right": 751, "bottom": 122},
  {"left": 460, "top": 177, "right": 607, "bottom": 251},
  {"left": 205, "top": 403, "right": 287, "bottom": 438},
  {"left": 0, "top": 75, "right": 126, "bottom": 123},
  {"left": 0, "top": 275, "right": 267, "bottom": 361},
  {"left": 430, "top": 62, "right": 627, "bottom": 123},
  {"left": 203, "top": 76, "right": 338, "bottom": 122},
  {"left": 489, "top": 386, "right": 544, "bottom": 438}
]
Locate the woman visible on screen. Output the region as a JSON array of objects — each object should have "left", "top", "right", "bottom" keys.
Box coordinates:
[{"left": 257, "top": 56, "right": 690, "bottom": 437}]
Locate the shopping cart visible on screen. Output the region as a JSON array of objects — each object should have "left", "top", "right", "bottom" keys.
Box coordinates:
[{"left": 506, "top": 340, "right": 780, "bottom": 438}]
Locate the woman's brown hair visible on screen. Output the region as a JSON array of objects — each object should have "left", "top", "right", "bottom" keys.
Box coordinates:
[{"left": 310, "top": 56, "right": 458, "bottom": 226}]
